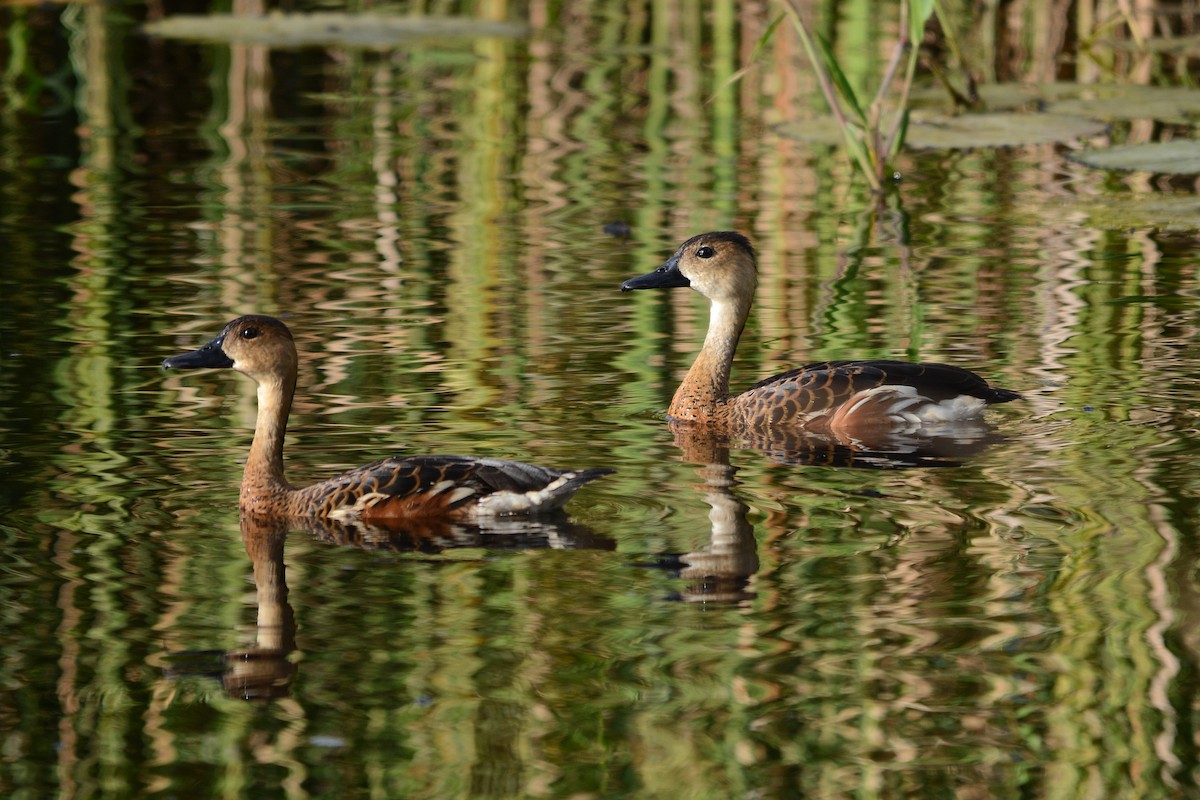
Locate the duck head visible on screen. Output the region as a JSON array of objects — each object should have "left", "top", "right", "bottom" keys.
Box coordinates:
[
  {"left": 163, "top": 315, "right": 297, "bottom": 384},
  {"left": 621, "top": 231, "right": 757, "bottom": 303}
]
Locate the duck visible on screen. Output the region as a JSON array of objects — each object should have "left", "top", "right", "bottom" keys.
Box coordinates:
[
  {"left": 621, "top": 232, "right": 1019, "bottom": 437},
  {"left": 162, "top": 315, "right": 612, "bottom": 522}
]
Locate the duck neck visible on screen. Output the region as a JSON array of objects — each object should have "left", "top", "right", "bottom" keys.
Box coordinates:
[
  {"left": 242, "top": 373, "right": 296, "bottom": 506},
  {"left": 669, "top": 296, "right": 750, "bottom": 422}
]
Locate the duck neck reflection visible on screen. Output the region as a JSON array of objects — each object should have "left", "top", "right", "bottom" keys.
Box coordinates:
[{"left": 225, "top": 512, "right": 297, "bottom": 701}]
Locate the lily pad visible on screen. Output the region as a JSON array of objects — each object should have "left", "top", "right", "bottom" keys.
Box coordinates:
[
  {"left": 774, "top": 110, "right": 1105, "bottom": 150},
  {"left": 144, "top": 13, "right": 528, "bottom": 47},
  {"left": 909, "top": 83, "right": 1047, "bottom": 112},
  {"left": 1070, "top": 140, "right": 1200, "bottom": 174},
  {"left": 1046, "top": 86, "right": 1200, "bottom": 125},
  {"left": 909, "top": 82, "right": 1105, "bottom": 112},
  {"left": 911, "top": 82, "right": 1200, "bottom": 124},
  {"left": 906, "top": 112, "right": 1107, "bottom": 149},
  {"left": 771, "top": 117, "right": 846, "bottom": 146}
]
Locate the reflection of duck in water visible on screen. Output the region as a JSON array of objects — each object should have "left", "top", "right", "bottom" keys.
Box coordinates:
[
  {"left": 164, "top": 514, "right": 297, "bottom": 701},
  {"left": 162, "top": 315, "right": 612, "bottom": 522},
  {"left": 652, "top": 419, "right": 1013, "bottom": 605},
  {"left": 224, "top": 513, "right": 296, "bottom": 700},
  {"left": 670, "top": 459, "right": 758, "bottom": 604},
  {"left": 622, "top": 232, "right": 1019, "bottom": 461},
  {"left": 166, "top": 510, "right": 615, "bottom": 701},
  {"left": 670, "top": 421, "right": 1004, "bottom": 469},
  {"left": 306, "top": 510, "right": 617, "bottom": 553}
]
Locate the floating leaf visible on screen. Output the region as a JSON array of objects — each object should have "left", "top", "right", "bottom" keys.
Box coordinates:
[
  {"left": 911, "top": 82, "right": 1200, "bottom": 124},
  {"left": 1070, "top": 140, "right": 1200, "bottom": 174},
  {"left": 772, "top": 117, "right": 848, "bottom": 146},
  {"left": 909, "top": 82, "right": 1077, "bottom": 112},
  {"left": 905, "top": 112, "right": 1106, "bottom": 149},
  {"left": 775, "top": 110, "right": 1105, "bottom": 150},
  {"left": 144, "top": 13, "right": 528, "bottom": 47},
  {"left": 1046, "top": 86, "right": 1200, "bottom": 125}
]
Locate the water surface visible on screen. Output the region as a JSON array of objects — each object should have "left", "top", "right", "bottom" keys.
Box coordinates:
[{"left": 2, "top": 2, "right": 1199, "bottom": 798}]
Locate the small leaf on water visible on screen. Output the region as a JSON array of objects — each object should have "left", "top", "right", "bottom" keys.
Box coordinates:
[
  {"left": 775, "top": 110, "right": 1104, "bottom": 150},
  {"left": 1046, "top": 86, "right": 1200, "bottom": 125},
  {"left": 144, "top": 13, "right": 529, "bottom": 47},
  {"left": 1070, "top": 141, "right": 1200, "bottom": 174},
  {"left": 910, "top": 82, "right": 1200, "bottom": 125},
  {"left": 905, "top": 112, "right": 1107, "bottom": 149},
  {"left": 909, "top": 82, "right": 1052, "bottom": 111},
  {"left": 772, "top": 118, "right": 850, "bottom": 146}
]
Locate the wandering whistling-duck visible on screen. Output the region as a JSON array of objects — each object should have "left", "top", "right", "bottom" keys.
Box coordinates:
[
  {"left": 162, "top": 315, "right": 612, "bottom": 521},
  {"left": 621, "top": 232, "right": 1019, "bottom": 437}
]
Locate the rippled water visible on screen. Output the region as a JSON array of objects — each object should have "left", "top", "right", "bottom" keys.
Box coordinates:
[{"left": 3, "top": 2, "right": 1200, "bottom": 798}]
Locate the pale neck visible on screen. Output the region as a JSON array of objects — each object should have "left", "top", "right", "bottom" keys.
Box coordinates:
[
  {"left": 245, "top": 373, "right": 296, "bottom": 493},
  {"left": 670, "top": 296, "right": 751, "bottom": 419}
]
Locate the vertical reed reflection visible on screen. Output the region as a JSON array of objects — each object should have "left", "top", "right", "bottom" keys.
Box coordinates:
[{"left": 1, "top": 0, "right": 1199, "bottom": 796}]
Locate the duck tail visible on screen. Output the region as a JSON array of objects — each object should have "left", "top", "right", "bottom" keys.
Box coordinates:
[
  {"left": 987, "top": 387, "right": 1022, "bottom": 404},
  {"left": 478, "top": 467, "right": 614, "bottom": 516}
]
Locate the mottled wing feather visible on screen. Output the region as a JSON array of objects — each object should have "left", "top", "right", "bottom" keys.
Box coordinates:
[
  {"left": 297, "top": 456, "right": 464, "bottom": 516},
  {"left": 740, "top": 359, "right": 1018, "bottom": 423},
  {"left": 296, "top": 455, "right": 612, "bottom": 520},
  {"left": 825, "top": 360, "right": 1020, "bottom": 402}
]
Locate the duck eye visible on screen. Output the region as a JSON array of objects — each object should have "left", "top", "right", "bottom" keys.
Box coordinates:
[
  {"left": 695, "top": 246, "right": 715, "bottom": 259},
  {"left": 240, "top": 327, "right": 259, "bottom": 340}
]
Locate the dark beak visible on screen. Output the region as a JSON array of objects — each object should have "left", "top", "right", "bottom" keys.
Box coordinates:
[
  {"left": 162, "top": 334, "right": 234, "bottom": 370},
  {"left": 620, "top": 255, "right": 691, "bottom": 292}
]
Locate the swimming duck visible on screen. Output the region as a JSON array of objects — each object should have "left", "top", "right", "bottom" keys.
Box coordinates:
[
  {"left": 162, "top": 315, "right": 612, "bottom": 521},
  {"left": 621, "top": 232, "right": 1019, "bottom": 436}
]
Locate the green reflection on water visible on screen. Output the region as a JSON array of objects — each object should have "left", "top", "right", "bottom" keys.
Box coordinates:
[{"left": 1, "top": 0, "right": 1200, "bottom": 798}]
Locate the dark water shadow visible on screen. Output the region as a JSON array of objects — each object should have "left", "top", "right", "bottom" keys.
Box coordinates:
[{"left": 164, "top": 511, "right": 615, "bottom": 701}]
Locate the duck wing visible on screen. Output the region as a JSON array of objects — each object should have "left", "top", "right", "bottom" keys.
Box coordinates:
[
  {"left": 299, "top": 455, "right": 613, "bottom": 521},
  {"left": 738, "top": 359, "right": 1019, "bottom": 428}
]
